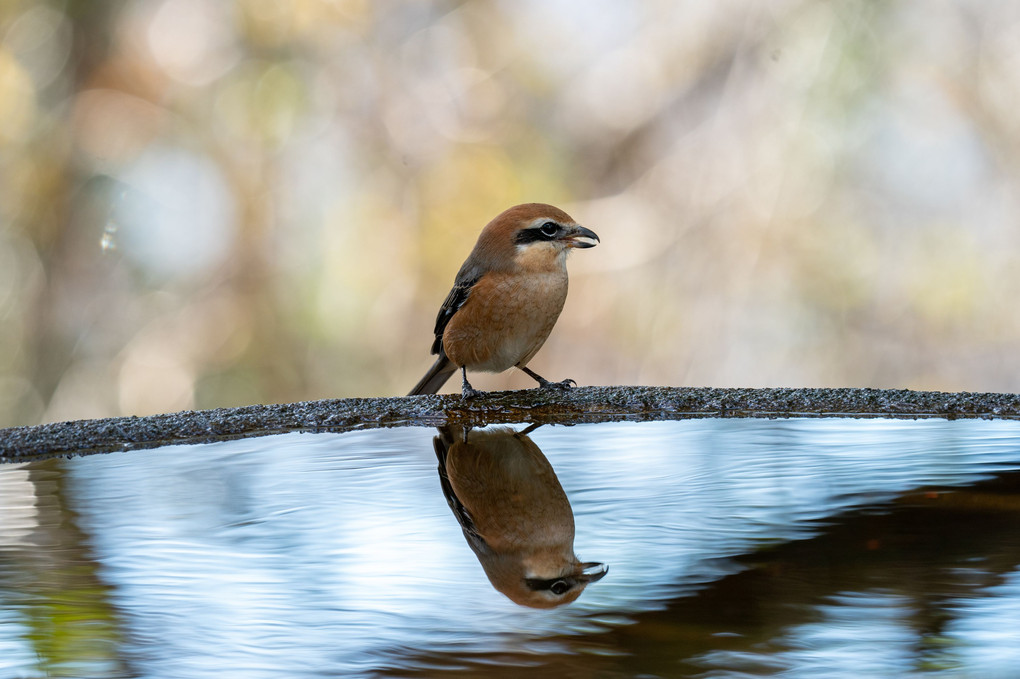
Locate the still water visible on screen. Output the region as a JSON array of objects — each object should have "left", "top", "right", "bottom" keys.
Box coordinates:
[{"left": 2, "top": 418, "right": 1020, "bottom": 678}]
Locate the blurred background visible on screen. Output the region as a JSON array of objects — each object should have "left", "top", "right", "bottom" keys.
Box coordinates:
[{"left": 1, "top": 0, "right": 1019, "bottom": 427}]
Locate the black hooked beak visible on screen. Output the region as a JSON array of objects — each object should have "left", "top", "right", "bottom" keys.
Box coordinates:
[
  {"left": 524, "top": 562, "right": 608, "bottom": 595},
  {"left": 564, "top": 225, "right": 600, "bottom": 249},
  {"left": 578, "top": 561, "right": 608, "bottom": 584}
]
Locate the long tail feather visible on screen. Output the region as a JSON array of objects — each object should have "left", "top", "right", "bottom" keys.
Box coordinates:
[{"left": 408, "top": 355, "right": 458, "bottom": 395}]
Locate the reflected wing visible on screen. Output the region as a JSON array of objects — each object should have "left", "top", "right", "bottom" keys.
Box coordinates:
[{"left": 433, "top": 429, "right": 490, "bottom": 556}]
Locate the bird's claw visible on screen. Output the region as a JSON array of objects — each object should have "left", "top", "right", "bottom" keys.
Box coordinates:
[
  {"left": 540, "top": 378, "right": 576, "bottom": 391},
  {"left": 462, "top": 385, "right": 484, "bottom": 399}
]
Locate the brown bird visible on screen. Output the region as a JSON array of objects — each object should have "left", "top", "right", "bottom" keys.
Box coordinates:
[
  {"left": 409, "top": 203, "right": 599, "bottom": 398},
  {"left": 434, "top": 424, "right": 607, "bottom": 608}
]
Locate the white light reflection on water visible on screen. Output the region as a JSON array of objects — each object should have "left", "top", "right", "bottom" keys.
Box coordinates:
[
  {"left": 697, "top": 578, "right": 1020, "bottom": 678},
  {"left": 546, "top": 418, "right": 1020, "bottom": 611},
  {"left": 698, "top": 591, "right": 921, "bottom": 677},
  {"left": 0, "top": 417, "right": 1019, "bottom": 677},
  {"left": 0, "top": 608, "right": 36, "bottom": 677},
  {"left": 946, "top": 570, "right": 1020, "bottom": 676}
]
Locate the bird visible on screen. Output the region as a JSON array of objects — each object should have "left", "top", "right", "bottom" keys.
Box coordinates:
[
  {"left": 408, "top": 203, "right": 599, "bottom": 398},
  {"left": 434, "top": 424, "right": 607, "bottom": 608}
]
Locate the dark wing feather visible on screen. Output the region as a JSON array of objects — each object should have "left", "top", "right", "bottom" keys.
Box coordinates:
[
  {"left": 409, "top": 267, "right": 481, "bottom": 395},
  {"left": 433, "top": 428, "right": 490, "bottom": 556},
  {"left": 430, "top": 270, "right": 481, "bottom": 355}
]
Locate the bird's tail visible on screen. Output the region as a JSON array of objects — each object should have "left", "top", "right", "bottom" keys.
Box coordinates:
[{"left": 408, "top": 354, "right": 458, "bottom": 395}]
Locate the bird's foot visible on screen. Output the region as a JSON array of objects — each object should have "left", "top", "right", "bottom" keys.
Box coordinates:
[
  {"left": 538, "top": 378, "right": 577, "bottom": 391},
  {"left": 460, "top": 367, "right": 485, "bottom": 399},
  {"left": 461, "top": 384, "right": 485, "bottom": 399},
  {"left": 518, "top": 365, "right": 576, "bottom": 391}
]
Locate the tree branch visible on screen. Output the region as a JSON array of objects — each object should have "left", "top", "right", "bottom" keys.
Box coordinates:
[{"left": 3, "top": 386, "right": 1019, "bottom": 463}]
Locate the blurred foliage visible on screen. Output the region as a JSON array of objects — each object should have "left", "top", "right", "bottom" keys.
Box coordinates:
[
  {"left": 2, "top": 0, "right": 1020, "bottom": 426},
  {"left": 1, "top": 459, "right": 126, "bottom": 676}
]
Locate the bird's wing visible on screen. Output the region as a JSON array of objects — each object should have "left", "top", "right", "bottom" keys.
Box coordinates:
[
  {"left": 430, "top": 270, "right": 481, "bottom": 355},
  {"left": 433, "top": 429, "right": 492, "bottom": 556}
]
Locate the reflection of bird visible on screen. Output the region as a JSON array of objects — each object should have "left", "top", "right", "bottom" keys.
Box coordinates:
[
  {"left": 409, "top": 203, "right": 599, "bottom": 398},
  {"left": 434, "top": 424, "right": 607, "bottom": 608}
]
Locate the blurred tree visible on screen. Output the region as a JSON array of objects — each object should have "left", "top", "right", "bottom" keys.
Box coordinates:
[{"left": 2, "top": 0, "right": 1020, "bottom": 427}]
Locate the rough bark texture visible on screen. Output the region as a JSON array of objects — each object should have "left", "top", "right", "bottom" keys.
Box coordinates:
[{"left": 2, "top": 386, "right": 1019, "bottom": 463}]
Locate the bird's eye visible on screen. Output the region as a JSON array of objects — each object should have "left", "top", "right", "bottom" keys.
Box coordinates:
[
  {"left": 539, "top": 221, "right": 559, "bottom": 238},
  {"left": 550, "top": 580, "right": 570, "bottom": 595}
]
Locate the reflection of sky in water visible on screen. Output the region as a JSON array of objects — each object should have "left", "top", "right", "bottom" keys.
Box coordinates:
[
  {"left": 698, "top": 579, "right": 1020, "bottom": 677},
  {"left": 2, "top": 418, "right": 1020, "bottom": 677},
  {"left": 698, "top": 591, "right": 920, "bottom": 676},
  {"left": 0, "top": 608, "right": 36, "bottom": 673},
  {"left": 553, "top": 419, "right": 1020, "bottom": 607},
  {"left": 946, "top": 571, "right": 1020, "bottom": 676}
]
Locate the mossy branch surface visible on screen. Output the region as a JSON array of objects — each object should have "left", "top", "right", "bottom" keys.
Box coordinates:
[{"left": 2, "top": 386, "right": 1019, "bottom": 463}]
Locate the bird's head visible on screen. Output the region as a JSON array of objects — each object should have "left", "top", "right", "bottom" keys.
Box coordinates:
[
  {"left": 480, "top": 549, "right": 608, "bottom": 608},
  {"left": 473, "top": 203, "right": 600, "bottom": 273},
  {"left": 514, "top": 559, "right": 609, "bottom": 608}
]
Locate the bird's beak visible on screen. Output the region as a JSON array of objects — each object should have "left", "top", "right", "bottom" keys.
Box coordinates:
[
  {"left": 563, "top": 225, "right": 600, "bottom": 249},
  {"left": 578, "top": 561, "right": 608, "bottom": 584}
]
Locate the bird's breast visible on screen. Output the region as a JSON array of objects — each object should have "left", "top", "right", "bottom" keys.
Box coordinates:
[
  {"left": 447, "top": 437, "right": 575, "bottom": 550},
  {"left": 443, "top": 270, "right": 568, "bottom": 372}
]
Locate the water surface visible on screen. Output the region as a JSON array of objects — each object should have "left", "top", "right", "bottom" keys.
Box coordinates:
[{"left": 2, "top": 418, "right": 1020, "bottom": 677}]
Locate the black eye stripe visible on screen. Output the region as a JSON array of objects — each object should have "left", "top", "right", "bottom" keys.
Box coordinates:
[
  {"left": 525, "top": 577, "right": 573, "bottom": 594},
  {"left": 514, "top": 221, "right": 562, "bottom": 245}
]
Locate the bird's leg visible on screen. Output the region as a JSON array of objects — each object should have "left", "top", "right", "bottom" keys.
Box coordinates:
[
  {"left": 518, "top": 365, "right": 576, "bottom": 390},
  {"left": 460, "top": 367, "right": 483, "bottom": 399},
  {"left": 519, "top": 422, "right": 544, "bottom": 436}
]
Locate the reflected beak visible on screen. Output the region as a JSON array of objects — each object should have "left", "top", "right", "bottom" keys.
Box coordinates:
[
  {"left": 564, "top": 225, "right": 600, "bottom": 249},
  {"left": 578, "top": 561, "right": 608, "bottom": 584}
]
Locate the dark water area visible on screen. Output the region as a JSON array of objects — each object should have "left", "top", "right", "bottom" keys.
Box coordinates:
[{"left": 2, "top": 418, "right": 1020, "bottom": 678}]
